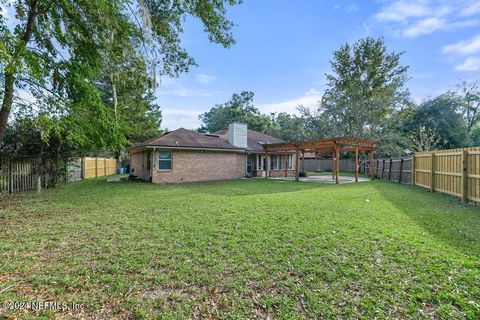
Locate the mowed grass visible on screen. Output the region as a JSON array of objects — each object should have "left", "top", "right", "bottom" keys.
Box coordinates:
[{"left": 0, "top": 177, "right": 479, "bottom": 319}]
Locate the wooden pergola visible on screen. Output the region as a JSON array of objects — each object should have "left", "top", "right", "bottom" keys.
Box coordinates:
[{"left": 263, "top": 137, "right": 377, "bottom": 184}]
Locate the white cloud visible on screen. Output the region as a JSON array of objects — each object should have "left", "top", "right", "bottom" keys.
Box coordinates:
[
  {"left": 258, "top": 89, "right": 322, "bottom": 114},
  {"left": 195, "top": 73, "right": 216, "bottom": 85},
  {"left": 460, "top": 1, "right": 480, "bottom": 17},
  {"left": 455, "top": 56, "right": 480, "bottom": 71},
  {"left": 375, "top": 1, "right": 431, "bottom": 22},
  {"left": 157, "top": 76, "right": 220, "bottom": 97},
  {"left": 334, "top": 3, "right": 359, "bottom": 13},
  {"left": 374, "top": 0, "right": 479, "bottom": 38},
  {"left": 161, "top": 108, "right": 202, "bottom": 130},
  {"left": 402, "top": 17, "right": 446, "bottom": 37},
  {"left": 442, "top": 34, "right": 480, "bottom": 55}
]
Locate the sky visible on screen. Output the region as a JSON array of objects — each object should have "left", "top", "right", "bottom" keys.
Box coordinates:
[
  {"left": 156, "top": 0, "right": 480, "bottom": 130},
  {"left": 1, "top": 0, "right": 479, "bottom": 130}
]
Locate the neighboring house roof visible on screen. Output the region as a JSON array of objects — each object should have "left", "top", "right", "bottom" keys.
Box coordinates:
[
  {"left": 214, "top": 128, "right": 285, "bottom": 152},
  {"left": 129, "top": 128, "right": 243, "bottom": 151}
]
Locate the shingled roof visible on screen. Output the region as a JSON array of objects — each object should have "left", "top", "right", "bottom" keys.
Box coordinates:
[
  {"left": 130, "top": 127, "right": 287, "bottom": 152},
  {"left": 214, "top": 128, "right": 285, "bottom": 151},
  {"left": 129, "top": 128, "right": 242, "bottom": 151}
]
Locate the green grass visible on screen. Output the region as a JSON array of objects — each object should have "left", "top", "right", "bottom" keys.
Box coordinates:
[{"left": 0, "top": 177, "right": 479, "bottom": 319}]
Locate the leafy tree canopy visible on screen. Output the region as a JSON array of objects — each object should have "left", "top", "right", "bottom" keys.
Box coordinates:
[
  {"left": 198, "top": 91, "right": 271, "bottom": 133},
  {"left": 404, "top": 93, "right": 468, "bottom": 150},
  {"left": 321, "top": 37, "right": 410, "bottom": 138},
  {"left": 0, "top": 0, "right": 241, "bottom": 150}
]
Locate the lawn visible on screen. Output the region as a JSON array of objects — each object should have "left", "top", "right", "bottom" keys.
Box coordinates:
[{"left": 0, "top": 178, "right": 479, "bottom": 319}]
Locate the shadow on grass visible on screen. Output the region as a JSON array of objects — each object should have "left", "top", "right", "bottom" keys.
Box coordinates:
[
  {"left": 152, "top": 178, "right": 326, "bottom": 197},
  {"left": 46, "top": 176, "right": 326, "bottom": 201},
  {"left": 371, "top": 181, "right": 480, "bottom": 257}
]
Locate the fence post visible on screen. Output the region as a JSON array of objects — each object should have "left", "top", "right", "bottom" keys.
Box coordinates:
[
  {"left": 381, "top": 159, "right": 385, "bottom": 179},
  {"left": 399, "top": 158, "right": 404, "bottom": 183},
  {"left": 388, "top": 159, "right": 392, "bottom": 180},
  {"left": 462, "top": 149, "right": 468, "bottom": 202},
  {"left": 8, "top": 160, "right": 12, "bottom": 194},
  {"left": 81, "top": 158, "right": 85, "bottom": 180},
  {"left": 104, "top": 158, "right": 107, "bottom": 176},
  {"left": 411, "top": 155, "right": 416, "bottom": 186},
  {"left": 95, "top": 157, "right": 98, "bottom": 178},
  {"left": 430, "top": 152, "right": 435, "bottom": 192},
  {"left": 376, "top": 159, "right": 379, "bottom": 177}
]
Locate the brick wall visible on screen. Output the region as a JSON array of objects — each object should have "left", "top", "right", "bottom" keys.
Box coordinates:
[
  {"left": 150, "top": 150, "right": 246, "bottom": 183},
  {"left": 269, "top": 169, "right": 296, "bottom": 177},
  {"left": 130, "top": 151, "right": 151, "bottom": 181}
]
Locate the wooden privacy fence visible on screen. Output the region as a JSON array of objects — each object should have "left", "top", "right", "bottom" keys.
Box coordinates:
[
  {"left": 0, "top": 158, "right": 58, "bottom": 194},
  {"left": 303, "top": 159, "right": 356, "bottom": 172},
  {"left": 83, "top": 157, "right": 117, "bottom": 179},
  {"left": 360, "top": 156, "right": 413, "bottom": 184},
  {"left": 412, "top": 147, "right": 480, "bottom": 204},
  {"left": 0, "top": 158, "right": 38, "bottom": 194},
  {"left": 1, "top": 157, "right": 118, "bottom": 194}
]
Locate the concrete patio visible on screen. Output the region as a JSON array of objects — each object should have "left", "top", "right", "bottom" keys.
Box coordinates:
[{"left": 270, "top": 174, "right": 370, "bottom": 184}]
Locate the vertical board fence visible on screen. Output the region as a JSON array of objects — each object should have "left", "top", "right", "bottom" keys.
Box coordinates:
[
  {"left": 0, "top": 157, "right": 118, "bottom": 195},
  {"left": 360, "top": 156, "right": 413, "bottom": 184},
  {"left": 358, "top": 146, "right": 480, "bottom": 204},
  {"left": 413, "top": 147, "right": 480, "bottom": 204},
  {"left": 0, "top": 158, "right": 38, "bottom": 194},
  {"left": 82, "top": 157, "right": 117, "bottom": 179},
  {"left": 303, "top": 159, "right": 356, "bottom": 172}
]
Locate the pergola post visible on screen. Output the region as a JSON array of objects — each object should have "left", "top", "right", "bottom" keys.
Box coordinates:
[
  {"left": 355, "top": 147, "right": 359, "bottom": 182},
  {"left": 369, "top": 151, "right": 375, "bottom": 180},
  {"left": 265, "top": 152, "right": 269, "bottom": 179},
  {"left": 301, "top": 150, "right": 305, "bottom": 174},
  {"left": 335, "top": 148, "right": 340, "bottom": 184},
  {"left": 331, "top": 153, "right": 335, "bottom": 179},
  {"left": 295, "top": 150, "right": 300, "bottom": 182}
]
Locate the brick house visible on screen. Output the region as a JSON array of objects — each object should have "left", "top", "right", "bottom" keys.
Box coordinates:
[{"left": 128, "top": 123, "right": 297, "bottom": 183}]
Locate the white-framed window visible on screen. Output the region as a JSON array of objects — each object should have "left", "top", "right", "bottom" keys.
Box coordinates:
[
  {"left": 278, "top": 155, "right": 285, "bottom": 170},
  {"left": 158, "top": 150, "right": 172, "bottom": 170},
  {"left": 270, "top": 154, "right": 288, "bottom": 170},
  {"left": 288, "top": 154, "right": 293, "bottom": 169},
  {"left": 270, "top": 155, "right": 277, "bottom": 170},
  {"left": 257, "top": 154, "right": 264, "bottom": 170}
]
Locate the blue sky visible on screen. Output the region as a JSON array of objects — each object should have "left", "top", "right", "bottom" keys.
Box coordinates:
[
  {"left": 157, "top": 0, "right": 480, "bottom": 130},
  {"left": 1, "top": 0, "right": 479, "bottom": 130}
]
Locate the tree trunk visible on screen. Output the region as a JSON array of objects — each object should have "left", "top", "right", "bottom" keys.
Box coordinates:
[
  {"left": 0, "top": 0, "right": 38, "bottom": 143},
  {"left": 0, "top": 73, "right": 15, "bottom": 142}
]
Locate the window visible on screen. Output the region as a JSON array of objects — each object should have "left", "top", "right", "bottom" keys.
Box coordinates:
[
  {"left": 288, "top": 154, "right": 293, "bottom": 169},
  {"left": 257, "top": 155, "right": 264, "bottom": 170},
  {"left": 158, "top": 151, "right": 172, "bottom": 170},
  {"left": 278, "top": 155, "right": 285, "bottom": 170},
  {"left": 270, "top": 155, "right": 277, "bottom": 170},
  {"left": 269, "top": 155, "right": 287, "bottom": 170}
]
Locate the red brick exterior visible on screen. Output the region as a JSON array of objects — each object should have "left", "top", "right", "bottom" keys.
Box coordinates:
[
  {"left": 130, "top": 149, "right": 297, "bottom": 183},
  {"left": 131, "top": 149, "right": 246, "bottom": 183},
  {"left": 130, "top": 151, "right": 151, "bottom": 181}
]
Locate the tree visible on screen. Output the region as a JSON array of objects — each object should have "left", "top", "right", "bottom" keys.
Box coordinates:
[
  {"left": 198, "top": 91, "right": 271, "bottom": 133},
  {"left": 0, "top": 0, "right": 241, "bottom": 145},
  {"left": 321, "top": 37, "right": 410, "bottom": 138},
  {"left": 456, "top": 80, "right": 480, "bottom": 136},
  {"left": 268, "top": 112, "right": 307, "bottom": 141},
  {"left": 404, "top": 94, "right": 468, "bottom": 150}
]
